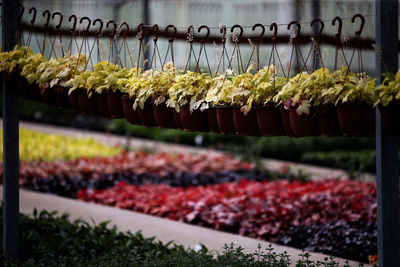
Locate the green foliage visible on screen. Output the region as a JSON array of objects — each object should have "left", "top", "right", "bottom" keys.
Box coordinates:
[{"left": 375, "top": 70, "right": 400, "bottom": 106}]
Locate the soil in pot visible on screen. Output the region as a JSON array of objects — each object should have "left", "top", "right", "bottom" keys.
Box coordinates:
[
  {"left": 54, "top": 86, "right": 71, "bottom": 109},
  {"left": 216, "top": 106, "right": 235, "bottom": 135},
  {"left": 379, "top": 101, "right": 400, "bottom": 137},
  {"left": 96, "top": 93, "right": 112, "bottom": 118},
  {"left": 337, "top": 104, "right": 375, "bottom": 137},
  {"left": 108, "top": 91, "right": 124, "bottom": 119},
  {"left": 256, "top": 105, "right": 285, "bottom": 136},
  {"left": 280, "top": 108, "right": 295, "bottom": 137},
  {"left": 289, "top": 106, "right": 319, "bottom": 137},
  {"left": 153, "top": 103, "right": 176, "bottom": 129},
  {"left": 68, "top": 90, "right": 80, "bottom": 112},
  {"left": 207, "top": 108, "right": 220, "bottom": 133},
  {"left": 232, "top": 107, "right": 260, "bottom": 136},
  {"left": 137, "top": 102, "right": 157, "bottom": 127},
  {"left": 173, "top": 110, "right": 183, "bottom": 130},
  {"left": 122, "top": 96, "right": 141, "bottom": 124},
  {"left": 41, "top": 86, "right": 58, "bottom": 107},
  {"left": 180, "top": 105, "right": 209, "bottom": 132},
  {"left": 78, "top": 89, "right": 99, "bottom": 116},
  {"left": 315, "top": 104, "right": 342, "bottom": 137}
]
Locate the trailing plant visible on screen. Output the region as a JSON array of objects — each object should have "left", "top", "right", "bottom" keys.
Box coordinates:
[{"left": 374, "top": 70, "right": 400, "bottom": 106}]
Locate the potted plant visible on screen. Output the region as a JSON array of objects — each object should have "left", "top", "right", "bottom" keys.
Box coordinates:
[
  {"left": 66, "top": 70, "right": 91, "bottom": 112},
  {"left": 375, "top": 70, "right": 400, "bottom": 136},
  {"left": 20, "top": 51, "right": 46, "bottom": 101},
  {"left": 122, "top": 70, "right": 144, "bottom": 125},
  {"left": 166, "top": 70, "right": 211, "bottom": 132}
]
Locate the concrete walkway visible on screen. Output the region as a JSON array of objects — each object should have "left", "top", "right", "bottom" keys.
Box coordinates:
[
  {"left": 15, "top": 120, "right": 375, "bottom": 181},
  {"left": 0, "top": 187, "right": 367, "bottom": 266}
]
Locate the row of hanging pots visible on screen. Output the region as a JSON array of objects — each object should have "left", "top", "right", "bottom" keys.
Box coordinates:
[{"left": 10, "top": 74, "right": 400, "bottom": 137}]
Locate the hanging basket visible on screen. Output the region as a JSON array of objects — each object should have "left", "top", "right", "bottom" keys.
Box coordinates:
[
  {"left": 121, "top": 96, "right": 141, "bottom": 124},
  {"left": 232, "top": 107, "right": 260, "bottom": 136},
  {"left": 256, "top": 104, "right": 285, "bottom": 136},
  {"left": 379, "top": 101, "right": 400, "bottom": 137},
  {"left": 207, "top": 107, "right": 220, "bottom": 133},
  {"left": 216, "top": 106, "right": 235, "bottom": 135},
  {"left": 54, "top": 86, "right": 71, "bottom": 109},
  {"left": 96, "top": 92, "right": 112, "bottom": 119},
  {"left": 153, "top": 103, "right": 176, "bottom": 129},
  {"left": 179, "top": 105, "right": 209, "bottom": 132},
  {"left": 280, "top": 108, "right": 295, "bottom": 137},
  {"left": 16, "top": 74, "right": 31, "bottom": 99},
  {"left": 337, "top": 104, "right": 375, "bottom": 137},
  {"left": 28, "top": 83, "right": 43, "bottom": 102},
  {"left": 137, "top": 101, "right": 157, "bottom": 127},
  {"left": 68, "top": 90, "right": 80, "bottom": 112},
  {"left": 78, "top": 89, "right": 99, "bottom": 116},
  {"left": 315, "top": 104, "right": 342, "bottom": 137},
  {"left": 108, "top": 91, "right": 125, "bottom": 119},
  {"left": 173, "top": 109, "right": 183, "bottom": 130},
  {"left": 289, "top": 105, "right": 319, "bottom": 137},
  {"left": 41, "top": 86, "right": 58, "bottom": 107}
]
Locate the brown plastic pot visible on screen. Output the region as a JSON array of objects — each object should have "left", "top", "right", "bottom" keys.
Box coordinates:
[
  {"left": 29, "top": 83, "right": 43, "bottom": 102},
  {"left": 137, "top": 102, "right": 157, "bottom": 127},
  {"left": 121, "top": 96, "right": 140, "bottom": 124},
  {"left": 337, "top": 104, "right": 375, "bottom": 137},
  {"left": 179, "top": 105, "right": 209, "bottom": 132},
  {"left": 41, "top": 86, "right": 58, "bottom": 107},
  {"left": 232, "top": 107, "right": 260, "bottom": 136},
  {"left": 315, "top": 104, "right": 342, "bottom": 137},
  {"left": 78, "top": 89, "right": 99, "bottom": 116},
  {"left": 280, "top": 108, "right": 295, "bottom": 137},
  {"left": 68, "top": 90, "right": 80, "bottom": 112},
  {"left": 289, "top": 105, "right": 318, "bottom": 137},
  {"left": 216, "top": 106, "right": 235, "bottom": 135},
  {"left": 153, "top": 103, "right": 176, "bottom": 129},
  {"left": 108, "top": 91, "right": 124, "bottom": 119},
  {"left": 54, "top": 86, "right": 71, "bottom": 109},
  {"left": 207, "top": 107, "right": 220, "bottom": 133},
  {"left": 173, "top": 110, "right": 183, "bottom": 130},
  {"left": 379, "top": 101, "right": 400, "bottom": 137},
  {"left": 96, "top": 92, "right": 112, "bottom": 118},
  {"left": 256, "top": 104, "right": 285, "bottom": 136}
]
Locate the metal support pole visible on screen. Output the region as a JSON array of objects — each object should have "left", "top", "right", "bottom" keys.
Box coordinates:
[
  {"left": 311, "top": 0, "right": 320, "bottom": 69},
  {"left": 2, "top": 0, "right": 20, "bottom": 258},
  {"left": 143, "top": 0, "right": 150, "bottom": 70},
  {"left": 375, "top": 1, "right": 400, "bottom": 267}
]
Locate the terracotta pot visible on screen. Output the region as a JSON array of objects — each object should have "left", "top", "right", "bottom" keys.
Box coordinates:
[
  {"left": 173, "top": 110, "right": 183, "bottom": 130},
  {"left": 232, "top": 107, "right": 260, "bottom": 136},
  {"left": 78, "top": 89, "right": 99, "bottom": 116},
  {"left": 289, "top": 105, "right": 318, "bottom": 137},
  {"left": 179, "top": 105, "right": 209, "bottom": 132},
  {"left": 28, "top": 83, "right": 43, "bottom": 102},
  {"left": 137, "top": 102, "right": 157, "bottom": 127},
  {"left": 96, "top": 92, "right": 112, "bottom": 118},
  {"left": 153, "top": 103, "right": 176, "bottom": 129},
  {"left": 121, "top": 96, "right": 140, "bottom": 124},
  {"left": 280, "top": 108, "right": 295, "bottom": 137},
  {"left": 68, "top": 90, "right": 80, "bottom": 112},
  {"left": 41, "top": 86, "right": 58, "bottom": 107},
  {"left": 379, "top": 101, "right": 400, "bottom": 137},
  {"left": 315, "top": 104, "right": 342, "bottom": 137},
  {"left": 207, "top": 108, "right": 220, "bottom": 133},
  {"left": 54, "top": 86, "right": 71, "bottom": 109},
  {"left": 16, "top": 75, "right": 31, "bottom": 99},
  {"left": 108, "top": 91, "right": 124, "bottom": 119},
  {"left": 337, "top": 104, "right": 375, "bottom": 137},
  {"left": 216, "top": 106, "right": 235, "bottom": 135},
  {"left": 256, "top": 105, "right": 285, "bottom": 136}
]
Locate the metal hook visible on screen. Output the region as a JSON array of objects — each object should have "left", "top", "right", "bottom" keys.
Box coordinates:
[
  {"left": 310, "top": 18, "right": 324, "bottom": 37},
  {"left": 69, "top": 15, "right": 77, "bottom": 33},
  {"left": 79, "top": 16, "right": 91, "bottom": 34},
  {"left": 220, "top": 25, "right": 227, "bottom": 44},
  {"left": 331, "top": 16, "right": 342, "bottom": 38},
  {"left": 351, "top": 13, "right": 365, "bottom": 36},
  {"left": 92, "top": 19, "right": 103, "bottom": 37},
  {"left": 15, "top": 4, "right": 24, "bottom": 21},
  {"left": 230, "top": 24, "right": 243, "bottom": 42},
  {"left": 152, "top": 24, "right": 159, "bottom": 42},
  {"left": 52, "top": 12, "right": 63, "bottom": 29},
  {"left": 119, "top": 21, "right": 130, "bottom": 38},
  {"left": 287, "top": 20, "right": 301, "bottom": 38},
  {"left": 106, "top": 20, "right": 117, "bottom": 37},
  {"left": 270, "top": 23, "right": 278, "bottom": 41},
  {"left": 137, "top": 23, "right": 145, "bottom": 40},
  {"left": 252, "top": 23, "right": 265, "bottom": 42},
  {"left": 29, "top": 7, "right": 37, "bottom": 25},
  {"left": 198, "top": 25, "right": 210, "bottom": 42},
  {"left": 42, "top": 10, "right": 51, "bottom": 27},
  {"left": 165, "top": 24, "right": 177, "bottom": 42}
]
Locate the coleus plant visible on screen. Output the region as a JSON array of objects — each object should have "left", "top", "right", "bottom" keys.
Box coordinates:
[
  {"left": 374, "top": 70, "right": 400, "bottom": 106},
  {"left": 0, "top": 45, "right": 35, "bottom": 75}
]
